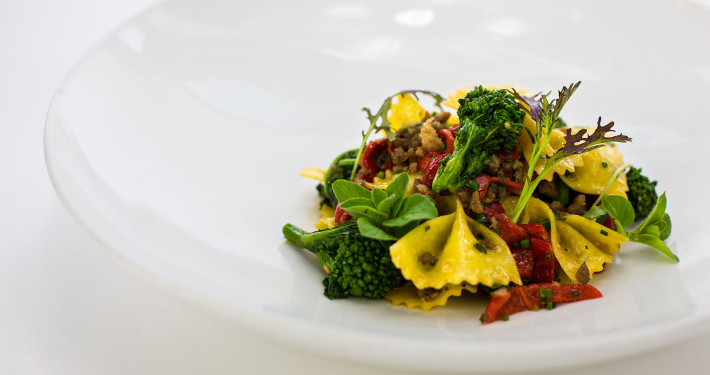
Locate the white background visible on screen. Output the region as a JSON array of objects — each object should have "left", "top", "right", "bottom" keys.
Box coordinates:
[{"left": 1, "top": 0, "right": 708, "bottom": 374}]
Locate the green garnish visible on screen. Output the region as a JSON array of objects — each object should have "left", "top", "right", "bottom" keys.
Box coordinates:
[
  {"left": 333, "top": 173, "right": 437, "bottom": 240},
  {"left": 539, "top": 287, "right": 553, "bottom": 301},
  {"left": 593, "top": 193, "right": 676, "bottom": 261},
  {"left": 519, "top": 239, "right": 530, "bottom": 249},
  {"left": 350, "top": 90, "right": 445, "bottom": 180},
  {"left": 509, "top": 82, "right": 631, "bottom": 223}
]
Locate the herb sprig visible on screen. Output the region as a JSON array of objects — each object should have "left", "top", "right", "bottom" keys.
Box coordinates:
[
  {"left": 333, "top": 173, "right": 438, "bottom": 240},
  {"left": 585, "top": 188, "right": 677, "bottom": 261},
  {"left": 349, "top": 90, "right": 445, "bottom": 180},
  {"left": 509, "top": 82, "right": 631, "bottom": 223}
]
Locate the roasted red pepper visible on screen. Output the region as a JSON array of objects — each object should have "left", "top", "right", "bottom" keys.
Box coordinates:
[
  {"left": 359, "top": 138, "right": 391, "bottom": 182},
  {"left": 510, "top": 248, "right": 534, "bottom": 280},
  {"left": 519, "top": 223, "right": 551, "bottom": 243},
  {"left": 475, "top": 174, "right": 494, "bottom": 200},
  {"left": 483, "top": 202, "right": 527, "bottom": 245},
  {"left": 528, "top": 238, "right": 555, "bottom": 283},
  {"left": 480, "top": 283, "right": 603, "bottom": 324},
  {"left": 334, "top": 203, "right": 352, "bottom": 224},
  {"left": 417, "top": 150, "right": 441, "bottom": 173},
  {"left": 440, "top": 128, "right": 456, "bottom": 155},
  {"left": 421, "top": 154, "right": 447, "bottom": 186}
]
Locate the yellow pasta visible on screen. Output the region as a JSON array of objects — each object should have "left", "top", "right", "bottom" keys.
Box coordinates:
[{"left": 389, "top": 199, "right": 521, "bottom": 290}]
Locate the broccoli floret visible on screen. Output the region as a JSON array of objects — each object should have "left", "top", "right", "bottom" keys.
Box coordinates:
[
  {"left": 431, "top": 86, "right": 524, "bottom": 193},
  {"left": 626, "top": 166, "right": 658, "bottom": 219},
  {"left": 282, "top": 221, "right": 403, "bottom": 299},
  {"left": 317, "top": 149, "right": 359, "bottom": 207}
]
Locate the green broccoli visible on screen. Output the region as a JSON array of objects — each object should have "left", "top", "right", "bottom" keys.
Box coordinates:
[
  {"left": 626, "top": 166, "right": 658, "bottom": 219},
  {"left": 317, "top": 149, "right": 359, "bottom": 207},
  {"left": 282, "top": 221, "right": 403, "bottom": 299},
  {"left": 431, "top": 86, "right": 525, "bottom": 193}
]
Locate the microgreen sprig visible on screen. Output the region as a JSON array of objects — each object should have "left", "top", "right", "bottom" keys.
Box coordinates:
[
  {"left": 349, "top": 90, "right": 445, "bottom": 180},
  {"left": 509, "top": 82, "right": 631, "bottom": 223}
]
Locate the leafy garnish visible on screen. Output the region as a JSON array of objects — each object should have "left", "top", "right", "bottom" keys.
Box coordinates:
[
  {"left": 333, "top": 173, "right": 438, "bottom": 240},
  {"left": 349, "top": 90, "right": 445, "bottom": 180},
  {"left": 509, "top": 82, "right": 631, "bottom": 223},
  {"left": 586, "top": 193, "right": 677, "bottom": 261}
]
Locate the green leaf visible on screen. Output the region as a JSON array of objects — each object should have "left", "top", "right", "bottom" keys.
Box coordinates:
[
  {"left": 341, "top": 205, "right": 388, "bottom": 223},
  {"left": 339, "top": 197, "right": 375, "bottom": 210},
  {"left": 640, "top": 225, "right": 661, "bottom": 238},
  {"left": 385, "top": 172, "right": 409, "bottom": 199},
  {"left": 637, "top": 192, "right": 667, "bottom": 233},
  {"left": 371, "top": 188, "right": 388, "bottom": 206},
  {"left": 332, "top": 179, "right": 371, "bottom": 203},
  {"left": 601, "top": 195, "right": 635, "bottom": 229},
  {"left": 377, "top": 194, "right": 398, "bottom": 216},
  {"left": 357, "top": 217, "right": 397, "bottom": 241},
  {"left": 658, "top": 213, "right": 672, "bottom": 241},
  {"left": 583, "top": 205, "right": 608, "bottom": 221},
  {"left": 633, "top": 234, "right": 679, "bottom": 262},
  {"left": 382, "top": 194, "right": 437, "bottom": 227}
]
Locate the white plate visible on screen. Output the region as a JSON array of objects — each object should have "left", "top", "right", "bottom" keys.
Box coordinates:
[{"left": 44, "top": 0, "right": 710, "bottom": 371}]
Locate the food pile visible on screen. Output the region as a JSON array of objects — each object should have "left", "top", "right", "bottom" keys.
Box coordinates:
[{"left": 282, "top": 83, "right": 676, "bottom": 323}]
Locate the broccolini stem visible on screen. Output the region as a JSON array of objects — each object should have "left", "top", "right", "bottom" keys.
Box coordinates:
[
  {"left": 588, "top": 163, "right": 631, "bottom": 209},
  {"left": 282, "top": 223, "right": 307, "bottom": 248}
]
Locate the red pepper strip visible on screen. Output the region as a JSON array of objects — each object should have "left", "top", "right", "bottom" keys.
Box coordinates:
[
  {"left": 510, "top": 248, "right": 534, "bottom": 280},
  {"left": 529, "top": 238, "right": 555, "bottom": 283},
  {"left": 440, "top": 128, "right": 456, "bottom": 155},
  {"left": 481, "top": 283, "right": 603, "bottom": 324},
  {"left": 475, "top": 174, "right": 494, "bottom": 200},
  {"left": 450, "top": 124, "right": 460, "bottom": 132},
  {"left": 519, "top": 223, "right": 551, "bottom": 243},
  {"left": 495, "top": 149, "right": 520, "bottom": 164},
  {"left": 501, "top": 178, "right": 524, "bottom": 193},
  {"left": 417, "top": 151, "right": 441, "bottom": 173},
  {"left": 334, "top": 203, "right": 352, "bottom": 224},
  {"left": 359, "top": 138, "right": 390, "bottom": 182},
  {"left": 421, "top": 154, "right": 447, "bottom": 186},
  {"left": 484, "top": 202, "right": 528, "bottom": 245},
  {"left": 602, "top": 215, "right": 614, "bottom": 229}
]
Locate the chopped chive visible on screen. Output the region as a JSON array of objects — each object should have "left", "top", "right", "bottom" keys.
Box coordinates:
[
  {"left": 545, "top": 253, "right": 551, "bottom": 261},
  {"left": 425, "top": 225, "right": 431, "bottom": 231},
  {"left": 480, "top": 314, "right": 489, "bottom": 323},
  {"left": 475, "top": 213, "right": 486, "bottom": 223},
  {"left": 546, "top": 302, "right": 556, "bottom": 310},
  {"left": 520, "top": 239, "right": 530, "bottom": 249},
  {"left": 540, "top": 219, "right": 551, "bottom": 232},
  {"left": 539, "top": 287, "right": 553, "bottom": 301},
  {"left": 571, "top": 290, "right": 580, "bottom": 297},
  {"left": 501, "top": 314, "right": 509, "bottom": 321},
  {"left": 476, "top": 233, "right": 485, "bottom": 240},
  {"left": 601, "top": 161, "right": 609, "bottom": 168},
  {"left": 475, "top": 243, "right": 487, "bottom": 254},
  {"left": 600, "top": 229, "right": 609, "bottom": 236},
  {"left": 468, "top": 181, "right": 479, "bottom": 191}
]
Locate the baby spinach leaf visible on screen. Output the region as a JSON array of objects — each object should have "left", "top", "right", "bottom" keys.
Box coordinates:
[
  {"left": 332, "top": 180, "right": 371, "bottom": 203},
  {"left": 632, "top": 233, "right": 678, "bottom": 262},
  {"left": 382, "top": 194, "right": 437, "bottom": 227},
  {"left": 332, "top": 172, "right": 438, "bottom": 240},
  {"left": 601, "top": 195, "right": 635, "bottom": 229},
  {"left": 371, "top": 188, "right": 388, "bottom": 206},
  {"left": 357, "top": 217, "right": 398, "bottom": 241}
]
